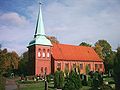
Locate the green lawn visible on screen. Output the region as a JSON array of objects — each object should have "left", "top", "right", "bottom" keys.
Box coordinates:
[
  {"left": 16, "top": 76, "right": 115, "bottom": 90},
  {"left": 17, "top": 81, "right": 54, "bottom": 90},
  {"left": 17, "top": 80, "right": 92, "bottom": 90}
]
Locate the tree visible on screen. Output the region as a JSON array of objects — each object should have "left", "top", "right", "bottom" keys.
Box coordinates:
[
  {"left": 95, "top": 40, "right": 112, "bottom": 73},
  {"left": 18, "top": 51, "right": 28, "bottom": 75},
  {"left": 113, "top": 47, "right": 120, "bottom": 90},
  {"left": 95, "top": 40, "right": 112, "bottom": 58},
  {"left": 0, "top": 49, "right": 19, "bottom": 76},
  {"left": 79, "top": 42, "right": 92, "bottom": 47},
  {"left": 54, "top": 70, "right": 64, "bottom": 89},
  {"left": 46, "top": 36, "right": 59, "bottom": 44},
  {"left": 94, "top": 44, "right": 104, "bottom": 60},
  {"left": 63, "top": 70, "right": 82, "bottom": 90},
  {"left": 86, "top": 65, "right": 90, "bottom": 75}
]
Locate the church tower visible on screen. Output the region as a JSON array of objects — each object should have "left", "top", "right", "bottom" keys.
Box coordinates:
[{"left": 28, "top": 3, "right": 52, "bottom": 75}]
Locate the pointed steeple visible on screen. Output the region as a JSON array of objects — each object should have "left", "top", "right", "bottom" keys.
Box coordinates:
[
  {"left": 35, "top": 2, "right": 45, "bottom": 38},
  {"left": 28, "top": 2, "right": 52, "bottom": 47}
]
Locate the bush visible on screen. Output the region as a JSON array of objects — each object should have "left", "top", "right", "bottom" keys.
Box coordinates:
[
  {"left": 47, "top": 74, "right": 54, "bottom": 83},
  {"left": 91, "top": 71, "right": 103, "bottom": 88},
  {"left": 82, "top": 75, "right": 87, "bottom": 86},
  {"left": 87, "top": 76, "right": 92, "bottom": 86}
]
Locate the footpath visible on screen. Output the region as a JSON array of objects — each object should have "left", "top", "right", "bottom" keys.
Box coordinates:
[{"left": 5, "top": 78, "right": 17, "bottom": 90}]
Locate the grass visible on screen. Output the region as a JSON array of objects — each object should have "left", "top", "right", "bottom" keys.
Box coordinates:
[
  {"left": 17, "top": 80, "right": 54, "bottom": 90},
  {"left": 17, "top": 80, "right": 92, "bottom": 90},
  {"left": 81, "top": 86, "right": 91, "bottom": 90},
  {"left": 16, "top": 75, "right": 115, "bottom": 90}
]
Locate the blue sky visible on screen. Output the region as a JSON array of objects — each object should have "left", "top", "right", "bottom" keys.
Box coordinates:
[{"left": 0, "top": 0, "right": 120, "bottom": 55}]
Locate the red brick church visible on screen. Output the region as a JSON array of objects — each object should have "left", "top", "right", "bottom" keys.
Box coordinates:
[{"left": 27, "top": 4, "right": 104, "bottom": 76}]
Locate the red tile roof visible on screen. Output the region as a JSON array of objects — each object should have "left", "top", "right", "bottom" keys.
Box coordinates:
[{"left": 51, "top": 43, "right": 102, "bottom": 61}]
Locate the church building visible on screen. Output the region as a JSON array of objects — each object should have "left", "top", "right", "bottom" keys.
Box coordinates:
[{"left": 27, "top": 4, "right": 104, "bottom": 76}]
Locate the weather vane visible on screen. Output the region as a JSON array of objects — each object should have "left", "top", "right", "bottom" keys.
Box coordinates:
[{"left": 39, "top": 0, "right": 42, "bottom": 5}]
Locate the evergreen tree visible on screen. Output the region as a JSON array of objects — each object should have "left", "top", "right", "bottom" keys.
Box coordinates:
[
  {"left": 85, "top": 65, "right": 90, "bottom": 75},
  {"left": 54, "top": 70, "right": 64, "bottom": 89},
  {"left": 113, "top": 47, "right": 120, "bottom": 90},
  {"left": 63, "top": 70, "right": 82, "bottom": 90}
]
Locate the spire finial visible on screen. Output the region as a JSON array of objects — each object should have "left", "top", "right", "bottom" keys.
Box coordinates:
[{"left": 34, "top": 0, "right": 45, "bottom": 38}]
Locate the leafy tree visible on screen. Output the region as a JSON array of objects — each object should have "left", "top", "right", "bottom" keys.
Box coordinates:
[
  {"left": 95, "top": 40, "right": 113, "bottom": 73},
  {"left": 113, "top": 47, "right": 120, "bottom": 90},
  {"left": 0, "top": 49, "right": 19, "bottom": 76},
  {"left": 46, "top": 36, "right": 59, "bottom": 44},
  {"left": 95, "top": 40, "right": 112, "bottom": 57},
  {"left": 94, "top": 44, "right": 104, "bottom": 60},
  {"left": 79, "top": 42, "right": 92, "bottom": 47}
]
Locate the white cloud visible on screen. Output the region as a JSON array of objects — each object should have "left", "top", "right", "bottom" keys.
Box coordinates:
[
  {"left": 0, "top": 12, "right": 34, "bottom": 55},
  {"left": 0, "top": 12, "right": 30, "bottom": 27}
]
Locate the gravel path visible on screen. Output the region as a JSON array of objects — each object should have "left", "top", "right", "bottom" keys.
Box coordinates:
[{"left": 5, "top": 79, "right": 17, "bottom": 90}]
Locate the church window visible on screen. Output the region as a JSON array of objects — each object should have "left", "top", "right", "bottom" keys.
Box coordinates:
[
  {"left": 73, "top": 64, "right": 76, "bottom": 71},
  {"left": 45, "top": 67, "right": 47, "bottom": 73},
  {"left": 73, "top": 64, "right": 76, "bottom": 68},
  {"left": 95, "top": 64, "right": 98, "bottom": 70},
  {"left": 42, "top": 49, "right": 46, "bottom": 58},
  {"left": 88, "top": 64, "right": 91, "bottom": 69},
  {"left": 41, "top": 67, "right": 43, "bottom": 73},
  {"left": 100, "top": 64, "right": 102, "bottom": 68},
  {"left": 65, "top": 63, "right": 69, "bottom": 71},
  {"left": 47, "top": 49, "right": 50, "bottom": 58},
  {"left": 38, "top": 49, "right": 41, "bottom": 58},
  {"left": 80, "top": 64, "right": 83, "bottom": 69},
  {"left": 57, "top": 63, "right": 61, "bottom": 70}
]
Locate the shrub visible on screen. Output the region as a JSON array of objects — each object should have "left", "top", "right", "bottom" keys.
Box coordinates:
[
  {"left": 82, "top": 75, "right": 87, "bottom": 86},
  {"left": 87, "top": 75, "right": 92, "bottom": 86},
  {"left": 91, "top": 71, "right": 104, "bottom": 89},
  {"left": 47, "top": 74, "right": 54, "bottom": 83}
]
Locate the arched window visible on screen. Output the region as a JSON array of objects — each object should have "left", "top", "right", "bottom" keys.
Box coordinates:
[
  {"left": 57, "top": 63, "right": 61, "bottom": 71},
  {"left": 38, "top": 49, "right": 41, "bottom": 58},
  {"left": 45, "top": 67, "right": 47, "bottom": 73},
  {"left": 42, "top": 49, "right": 46, "bottom": 58},
  {"left": 41, "top": 67, "right": 43, "bottom": 73},
  {"left": 47, "top": 49, "right": 50, "bottom": 58}
]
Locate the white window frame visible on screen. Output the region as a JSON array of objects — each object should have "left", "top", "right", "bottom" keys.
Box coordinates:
[
  {"left": 38, "top": 52, "right": 41, "bottom": 57},
  {"left": 47, "top": 52, "right": 50, "bottom": 57}
]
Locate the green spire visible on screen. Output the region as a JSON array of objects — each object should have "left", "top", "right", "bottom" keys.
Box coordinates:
[
  {"left": 34, "top": 3, "right": 45, "bottom": 38},
  {"left": 28, "top": 2, "right": 52, "bottom": 47}
]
